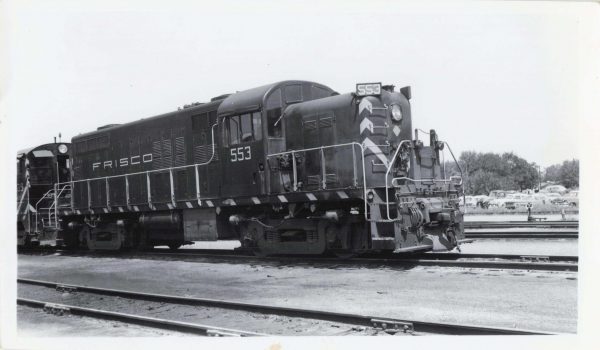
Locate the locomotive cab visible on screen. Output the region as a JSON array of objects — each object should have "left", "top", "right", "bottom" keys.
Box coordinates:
[{"left": 216, "top": 81, "right": 337, "bottom": 198}]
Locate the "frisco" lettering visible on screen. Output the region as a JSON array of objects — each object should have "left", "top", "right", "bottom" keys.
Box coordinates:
[{"left": 92, "top": 154, "right": 153, "bottom": 171}]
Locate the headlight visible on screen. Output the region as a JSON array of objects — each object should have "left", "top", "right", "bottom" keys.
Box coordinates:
[
  {"left": 58, "top": 144, "right": 68, "bottom": 154},
  {"left": 391, "top": 104, "right": 402, "bottom": 122}
]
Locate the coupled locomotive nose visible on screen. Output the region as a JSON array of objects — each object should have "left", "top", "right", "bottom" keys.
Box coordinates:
[{"left": 356, "top": 82, "right": 464, "bottom": 252}]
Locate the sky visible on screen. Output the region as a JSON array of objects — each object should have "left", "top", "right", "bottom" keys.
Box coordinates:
[{"left": 1, "top": 1, "right": 597, "bottom": 169}]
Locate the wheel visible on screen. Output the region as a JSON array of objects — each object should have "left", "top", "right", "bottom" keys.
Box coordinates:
[
  {"left": 168, "top": 244, "right": 182, "bottom": 251},
  {"left": 252, "top": 247, "right": 267, "bottom": 258},
  {"left": 78, "top": 226, "right": 95, "bottom": 251}
]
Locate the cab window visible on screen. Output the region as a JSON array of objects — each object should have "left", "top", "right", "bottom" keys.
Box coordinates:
[
  {"left": 229, "top": 116, "right": 240, "bottom": 145},
  {"left": 266, "top": 89, "right": 283, "bottom": 138},
  {"left": 252, "top": 112, "right": 262, "bottom": 140},
  {"left": 240, "top": 113, "right": 252, "bottom": 142},
  {"left": 285, "top": 84, "right": 302, "bottom": 103},
  {"left": 226, "top": 112, "right": 263, "bottom": 145}
]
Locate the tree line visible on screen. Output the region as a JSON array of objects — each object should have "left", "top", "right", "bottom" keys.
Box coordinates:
[
  {"left": 543, "top": 159, "right": 579, "bottom": 189},
  {"left": 443, "top": 151, "right": 578, "bottom": 195}
]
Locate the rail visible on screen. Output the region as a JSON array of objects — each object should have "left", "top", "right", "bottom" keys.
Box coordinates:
[{"left": 17, "top": 297, "right": 266, "bottom": 336}]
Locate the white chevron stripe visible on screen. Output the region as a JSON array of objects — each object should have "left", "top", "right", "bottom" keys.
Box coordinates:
[
  {"left": 206, "top": 200, "right": 214, "bottom": 207},
  {"left": 337, "top": 191, "right": 349, "bottom": 199},
  {"left": 251, "top": 197, "right": 261, "bottom": 205},
  {"left": 186, "top": 201, "right": 193, "bottom": 208},
  {"left": 358, "top": 98, "right": 373, "bottom": 115},
  {"left": 118, "top": 207, "right": 124, "bottom": 212},
  {"left": 133, "top": 206, "right": 139, "bottom": 212},
  {"left": 278, "top": 195, "right": 288, "bottom": 203},
  {"left": 362, "top": 138, "right": 389, "bottom": 167},
  {"left": 167, "top": 203, "right": 174, "bottom": 210},
  {"left": 360, "top": 118, "right": 374, "bottom": 134},
  {"left": 306, "top": 193, "right": 317, "bottom": 201},
  {"left": 103, "top": 208, "right": 108, "bottom": 213}
]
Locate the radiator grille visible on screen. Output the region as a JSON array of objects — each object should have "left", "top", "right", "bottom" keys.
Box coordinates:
[
  {"left": 194, "top": 144, "right": 218, "bottom": 164},
  {"left": 303, "top": 120, "right": 317, "bottom": 130},
  {"left": 174, "top": 137, "right": 186, "bottom": 166},
  {"left": 319, "top": 116, "right": 334, "bottom": 128}
]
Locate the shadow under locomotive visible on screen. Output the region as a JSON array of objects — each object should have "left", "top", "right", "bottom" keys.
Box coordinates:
[{"left": 18, "top": 81, "right": 466, "bottom": 257}]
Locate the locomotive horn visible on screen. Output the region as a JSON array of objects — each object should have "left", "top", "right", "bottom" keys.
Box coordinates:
[{"left": 400, "top": 86, "right": 411, "bottom": 100}]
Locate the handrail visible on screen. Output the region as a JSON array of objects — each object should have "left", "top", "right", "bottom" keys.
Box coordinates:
[
  {"left": 266, "top": 142, "right": 363, "bottom": 157},
  {"left": 58, "top": 123, "right": 218, "bottom": 186},
  {"left": 59, "top": 123, "right": 218, "bottom": 210},
  {"left": 266, "top": 142, "right": 365, "bottom": 194},
  {"left": 443, "top": 141, "right": 466, "bottom": 211},
  {"left": 382, "top": 140, "right": 464, "bottom": 222},
  {"left": 383, "top": 140, "right": 413, "bottom": 221},
  {"left": 49, "top": 184, "right": 72, "bottom": 229},
  {"left": 17, "top": 184, "right": 29, "bottom": 212},
  {"left": 34, "top": 188, "right": 55, "bottom": 233},
  {"left": 391, "top": 176, "right": 463, "bottom": 187}
]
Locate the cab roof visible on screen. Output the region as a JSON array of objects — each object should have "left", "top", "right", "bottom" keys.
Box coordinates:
[{"left": 217, "top": 80, "right": 335, "bottom": 117}]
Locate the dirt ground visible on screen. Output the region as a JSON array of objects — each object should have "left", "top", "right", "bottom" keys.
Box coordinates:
[
  {"left": 456, "top": 238, "right": 578, "bottom": 256},
  {"left": 17, "top": 253, "right": 577, "bottom": 335}
]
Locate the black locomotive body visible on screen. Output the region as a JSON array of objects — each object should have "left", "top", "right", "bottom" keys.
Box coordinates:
[
  {"left": 17, "top": 143, "right": 71, "bottom": 246},
  {"left": 24, "top": 80, "right": 465, "bottom": 255}
]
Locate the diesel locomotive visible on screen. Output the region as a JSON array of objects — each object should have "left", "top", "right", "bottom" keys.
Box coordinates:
[{"left": 17, "top": 80, "right": 465, "bottom": 255}]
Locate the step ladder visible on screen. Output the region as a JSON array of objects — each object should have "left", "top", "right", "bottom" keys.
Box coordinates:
[{"left": 35, "top": 184, "right": 72, "bottom": 233}]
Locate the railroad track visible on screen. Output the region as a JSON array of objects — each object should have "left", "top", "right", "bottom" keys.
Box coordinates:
[
  {"left": 18, "top": 297, "right": 265, "bottom": 337},
  {"left": 19, "top": 247, "right": 576, "bottom": 272},
  {"left": 464, "top": 221, "right": 578, "bottom": 229},
  {"left": 464, "top": 230, "right": 578, "bottom": 239},
  {"left": 17, "top": 278, "right": 556, "bottom": 335},
  {"left": 158, "top": 250, "right": 578, "bottom": 272}
]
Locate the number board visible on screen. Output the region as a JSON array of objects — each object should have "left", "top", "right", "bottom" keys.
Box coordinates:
[
  {"left": 230, "top": 146, "right": 251, "bottom": 162},
  {"left": 356, "top": 82, "right": 382, "bottom": 96}
]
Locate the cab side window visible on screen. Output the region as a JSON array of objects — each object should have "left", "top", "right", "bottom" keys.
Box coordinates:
[
  {"left": 226, "top": 112, "right": 263, "bottom": 145},
  {"left": 240, "top": 113, "right": 252, "bottom": 142},
  {"left": 252, "top": 112, "right": 262, "bottom": 141},
  {"left": 266, "top": 89, "right": 283, "bottom": 138},
  {"left": 229, "top": 116, "right": 241, "bottom": 145}
]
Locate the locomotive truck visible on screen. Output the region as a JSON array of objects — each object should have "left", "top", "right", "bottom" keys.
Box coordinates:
[{"left": 17, "top": 80, "right": 465, "bottom": 256}]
